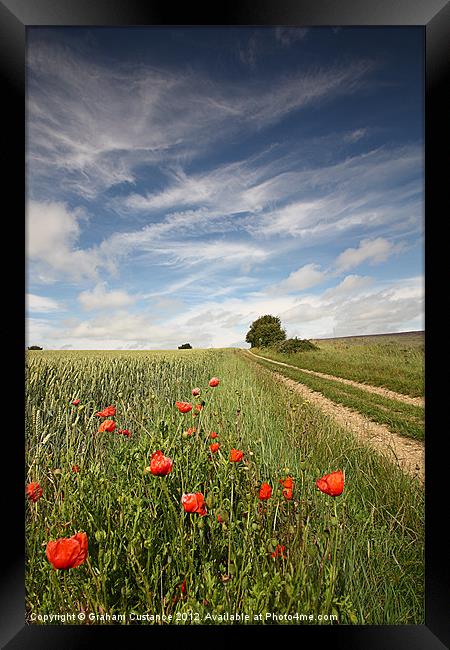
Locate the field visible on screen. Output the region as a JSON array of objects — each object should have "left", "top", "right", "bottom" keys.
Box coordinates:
[
  {"left": 25, "top": 347, "right": 424, "bottom": 626},
  {"left": 253, "top": 331, "right": 424, "bottom": 397}
]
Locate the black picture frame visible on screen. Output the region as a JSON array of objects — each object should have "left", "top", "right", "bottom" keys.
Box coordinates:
[{"left": 2, "top": 0, "right": 449, "bottom": 647}]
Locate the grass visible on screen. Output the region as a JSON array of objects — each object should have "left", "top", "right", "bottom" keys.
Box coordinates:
[
  {"left": 248, "top": 354, "right": 424, "bottom": 441},
  {"left": 25, "top": 349, "right": 424, "bottom": 625},
  {"left": 252, "top": 331, "right": 424, "bottom": 397}
]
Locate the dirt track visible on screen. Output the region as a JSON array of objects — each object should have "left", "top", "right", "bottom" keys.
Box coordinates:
[
  {"left": 247, "top": 351, "right": 424, "bottom": 407},
  {"left": 245, "top": 352, "right": 424, "bottom": 484}
]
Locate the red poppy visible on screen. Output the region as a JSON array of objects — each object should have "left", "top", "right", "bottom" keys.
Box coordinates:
[
  {"left": 210, "top": 442, "right": 220, "bottom": 453},
  {"left": 259, "top": 482, "right": 272, "bottom": 500},
  {"left": 26, "top": 482, "right": 43, "bottom": 502},
  {"left": 217, "top": 514, "right": 224, "bottom": 524},
  {"left": 209, "top": 377, "right": 220, "bottom": 387},
  {"left": 95, "top": 405, "right": 116, "bottom": 418},
  {"left": 230, "top": 448, "right": 244, "bottom": 463},
  {"left": 98, "top": 419, "right": 116, "bottom": 433},
  {"left": 117, "top": 429, "right": 131, "bottom": 438},
  {"left": 184, "top": 427, "right": 196, "bottom": 437},
  {"left": 175, "top": 401, "right": 193, "bottom": 413},
  {"left": 72, "top": 465, "right": 80, "bottom": 473},
  {"left": 280, "top": 476, "right": 294, "bottom": 499},
  {"left": 271, "top": 544, "right": 286, "bottom": 559},
  {"left": 71, "top": 399, "right": 80, "bottom": 406},
  {"left": 46, "top": 532, "right": 88, "bottom": 570},
  {"left": 181, "top": 492, "right": 207, "bottom": 516},
  {"left": 210, "top": 432, "right": 218, "bottom": 439},
  {"left": 194, "top": 403, "right": 203, "bottom": 413},
  {"left": 181, "top": 579, "right": 187, "bottom": 595},
  {"left": 283, "top": 488, "right": 293, "bottom": 500},
  {"left": 192, "top": 388, "right": 201, "bottom": 396},
  {"left": 316, "top": 470, "right": 345, "bottom": 496},
  {"left": 149, "top": 451, "right": 173, "bottom": 476}
]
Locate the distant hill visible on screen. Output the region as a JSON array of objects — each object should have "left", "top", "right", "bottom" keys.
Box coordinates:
[{"left": 311, "top": 331, "right": 424, "bottom": 346}]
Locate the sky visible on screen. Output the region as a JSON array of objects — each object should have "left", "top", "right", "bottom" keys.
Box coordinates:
[{"left": 26, "top": 26, "right": 424, "bottom": 350}]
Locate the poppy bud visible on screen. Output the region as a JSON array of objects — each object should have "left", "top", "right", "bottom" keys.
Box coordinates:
[{"left": 209, "top": 377, "right": 220, "bottom": 387}]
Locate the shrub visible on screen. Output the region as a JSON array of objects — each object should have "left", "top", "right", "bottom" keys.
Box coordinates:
[{"left": 275, "top": 337, "right": 318, "bottom": 353}]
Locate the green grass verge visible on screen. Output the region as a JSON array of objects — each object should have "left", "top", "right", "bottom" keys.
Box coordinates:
[{"left": 248, "top": 354, "right": 424, "bottom": 442}]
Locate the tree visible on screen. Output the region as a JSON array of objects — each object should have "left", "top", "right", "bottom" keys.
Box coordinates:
[
  {"left": 178, "top": 343, "right": 192, "bottom": 349},
  {"left": 245, "top": 315, "right": 286, "bottom": 348},
  {"left": 27, "top": 345, "right": 43, "bottom": 350}
]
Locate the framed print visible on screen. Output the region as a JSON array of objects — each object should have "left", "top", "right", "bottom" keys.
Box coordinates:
[{"left": 2, "top": 0, "right": 449, "bottom": 647}]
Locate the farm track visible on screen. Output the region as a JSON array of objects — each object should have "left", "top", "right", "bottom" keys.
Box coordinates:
[
  {"left": 247, "top": 350, "right": 424, "bottom": 407},
  {"left": 244, "top": 352, "right": 424, "bottom": 483}
]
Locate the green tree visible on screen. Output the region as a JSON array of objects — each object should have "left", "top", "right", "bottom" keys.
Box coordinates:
[{"left": 245, "top": 315, "right": 286, "bottom": 348}]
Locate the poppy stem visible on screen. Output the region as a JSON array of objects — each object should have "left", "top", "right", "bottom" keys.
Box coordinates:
[
  {"left": 272, "top": 500, "right": 280, "bottom": 533},
  {"left": 227, "top": 467, "right": 235, "bottom": 577}
]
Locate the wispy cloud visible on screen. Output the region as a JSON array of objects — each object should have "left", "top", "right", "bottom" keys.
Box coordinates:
[
  {"left": 78, "top": 283, "right": 138, "bottom": 311},
  {"left": 238, "top": 34, "right": 258, "bottom": 69},
  {"left": 275, "top": 27, "right": 309, "bottom": 47},
  {"left": 27, "top": 40, "right": 375, "bottom": 200},
  {"left": 335, "top": 237, "right": 398, "bottom": 271},
  {"left": 26, "top": 293, "right": 64, "bottom": 313}
]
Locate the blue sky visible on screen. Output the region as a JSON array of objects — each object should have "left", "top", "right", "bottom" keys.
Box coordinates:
[{"left": 26, "top": 26, "right": 424, "bottom": 349}]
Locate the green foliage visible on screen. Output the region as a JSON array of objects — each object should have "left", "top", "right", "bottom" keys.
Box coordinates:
[
  {"left": 275, "top": 338, "right": 318, "bottom": 353},
  {"left": 178, "top": 343, "right": 193, "bottom": 349},
  {"left": 246, "top": 315, "right": 286, "bottom": 348}
]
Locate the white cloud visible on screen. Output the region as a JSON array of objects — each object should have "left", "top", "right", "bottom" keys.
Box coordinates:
[
  {"left": 26, "top": 200, "right": 114, "bottom": 282},
  {"left": 335, "top": 237, "right": 395, "bottom": 271},
  {"left": 26, "top": 293, "right": 63, "bottom": 313},
  {"left": 271, "top": 263, "right": 326, "bottom": 293},
  {"left": 331, "top": 282, "right": 424, "bottom": 336},
  {"left": 78, "top": 284, "right": 138, "bottom": 311},
  {"left": 323, "top": 275, "right": 373, "bottom": 299}
]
